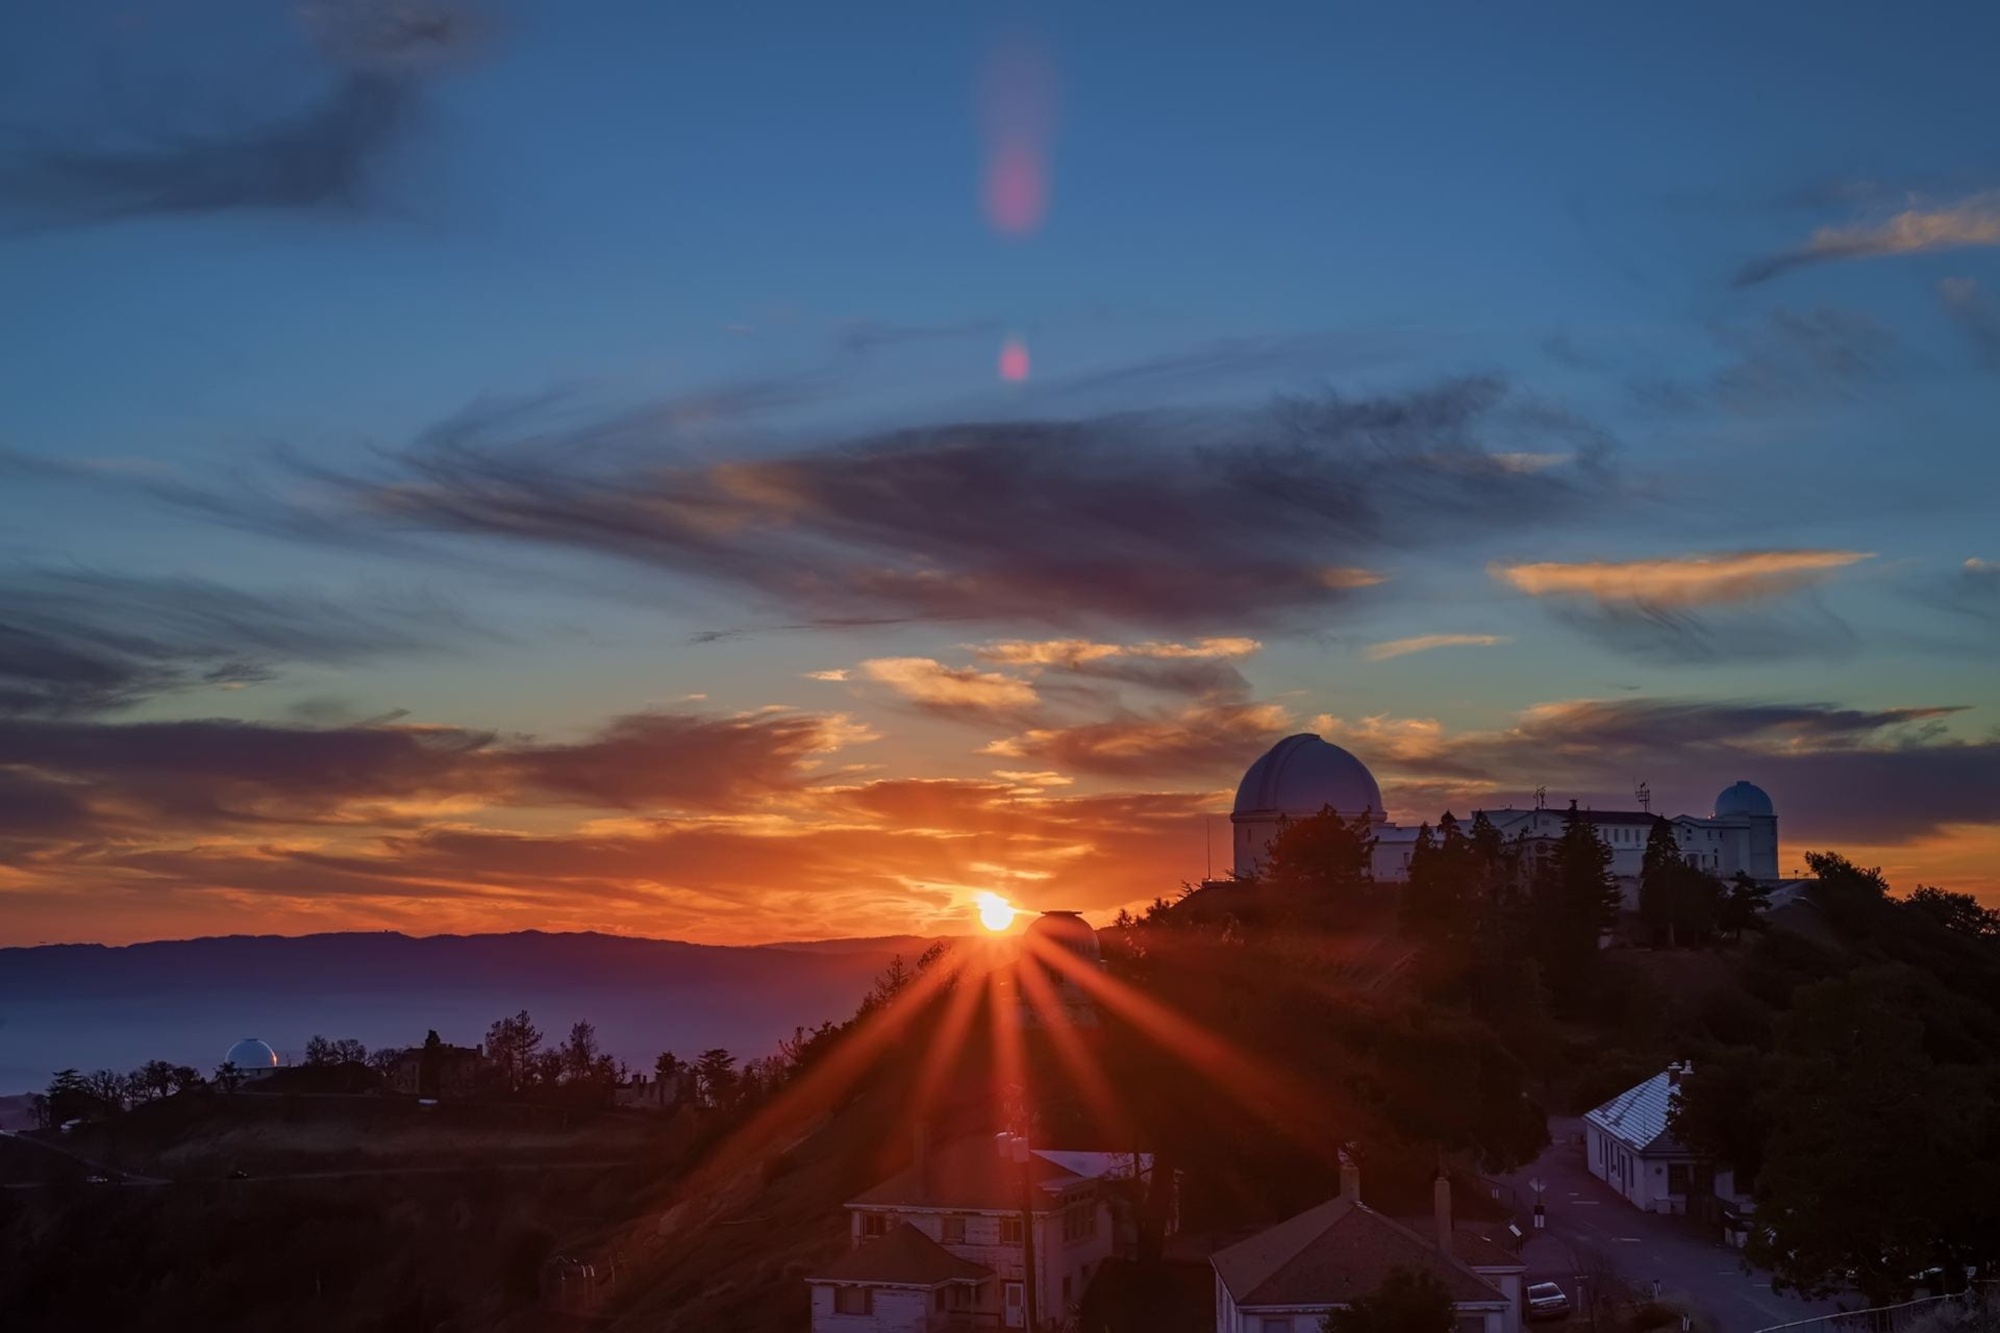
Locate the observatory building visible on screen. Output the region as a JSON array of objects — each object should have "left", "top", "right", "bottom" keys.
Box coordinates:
[
  {"left": 224, "top": 1037, "right": 282, "bottom": 1080},
  {"left": 1230, "top": 734, "right": 1780, "bottom": 884}
]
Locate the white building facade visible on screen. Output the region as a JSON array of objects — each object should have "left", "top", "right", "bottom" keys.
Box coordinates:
[
  {"left": 1230, "top": 734, "right": 1780, "bottom": 886},
  {"left": 1584, "top": 1062, "right": 1738, "bottom": 1215}
]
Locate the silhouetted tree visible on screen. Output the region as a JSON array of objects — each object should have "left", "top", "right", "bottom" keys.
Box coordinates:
[
  {"left": 1262, "top": 804, "right": 1377, "bottom": 893},
  {"left": 1530, "top": 803, "right": 1621, "bottom": 1007},
  {"left": 214, "top": 1060, "right": 243, "bottom": 1096},
  {"left": 1905, "top": 885, "right": 2000, "bottom": 940},
  {"left": 304, "top": 1034, "right": 335, "bottom": 1066},
  {"left": 561, "top": 1021, "right": 601, "bottom": 1084},
  {"left": 1321, "top": 1265, "right": 1454, "bottom": 1333},
  {"left": 484, "top": 1010, "right": 542, "bottom": 1092},
  {"left": 1717, "top": 871, "right": 1771, "bottom": 939},
  {"left": 694, "top": 1049, "right": 737, "bottom": 1108}
]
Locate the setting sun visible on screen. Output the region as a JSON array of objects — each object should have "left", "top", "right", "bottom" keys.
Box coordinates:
[{"left": 974, "top": 891, "right": 1017, "bottom": 932}]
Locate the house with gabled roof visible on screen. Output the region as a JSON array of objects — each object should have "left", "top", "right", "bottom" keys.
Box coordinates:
[
  {"left": 1584, "top": 1061, "right": 1737, "bottom": 1215},
  {"left": 1211, "top": 1163, "right": 1523, "bottom": 1333},
  {"left": 811, "top": 1132, "right": 1164, "bottom": 1331}
]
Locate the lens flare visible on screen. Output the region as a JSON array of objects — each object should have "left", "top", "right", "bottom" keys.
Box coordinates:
[
  {"left": 979, "top": 35, "right": 1056, "bottom": 236},
  {"left": 975, "top": 891, "right": 1017, "bottom": 932},
  {"left": 998, "top": 335, "right": 1031, "bottom": 382}
]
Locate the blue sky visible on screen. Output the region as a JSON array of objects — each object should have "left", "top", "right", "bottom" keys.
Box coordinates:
[{"left": 3, "top": 0, "right": 1997, "bottom": 944}]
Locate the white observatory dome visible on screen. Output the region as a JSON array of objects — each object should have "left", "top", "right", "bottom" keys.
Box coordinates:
[
  {"left": 1233, "top": 734, "right": 1384, "bottom": 820},
  {"left": 1025, "top": 910, "right": 1101, "bottom": 963},
  {"left": 225, "top": 1037, "right": 278, "bottom": 1070},
  {"left": 1714, "top": 780, "right": 1774, "bottom": 819}
]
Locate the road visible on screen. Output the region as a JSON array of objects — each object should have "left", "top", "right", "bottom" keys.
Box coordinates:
[{"left": 1490, "top": 1118, "right": 1841, "bottom": 1333}]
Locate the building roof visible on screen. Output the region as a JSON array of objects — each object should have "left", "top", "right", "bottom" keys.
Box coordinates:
[
  {"left": 1211, "top": 1196, "right": 1507, "bottom": 1309},
  {"left": 224, "top": 1038, "right": 278, "bottom": 1068},
  {"left": 812, "top": 1223, "right": 991, "bottom": 1287},
  {"left": 1583, "top": 1068, "right": 1685, "bottom": 1154},
  {"left": 1388, "top": 1219, "right": 1523, "bottom": 1270},
  {"left": 1715, "top": 780, "right": 1775, "bottom": 818},
  {"left": 850, "top": 1135, "right": 1088, "bottom": 1212},
  {"left": 1234, "top": 734, "right": 1383, "bottom": 820}
]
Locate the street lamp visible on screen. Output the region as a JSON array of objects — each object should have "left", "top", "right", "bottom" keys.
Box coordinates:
[
  {"left": 995, "top": 1132, "right": 1039, "bottom": 1331},
  {"left": 1530, "top": 1175, "right": 1547, "bottom": 1230}
]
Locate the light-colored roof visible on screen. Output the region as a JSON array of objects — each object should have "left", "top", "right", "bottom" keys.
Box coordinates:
[
  {"left": 812, "top": 1223, "right": 991, "bottom": 1287},
  {"left": 1211, "top": 1196, "right": 1507, "bottom": 1309},
  {"left": 1234, "top": 734, "right": 1383, "bottom": 820},
  {"left": 1583, "top": 1069, "right": 1684, "bottom": 1154},
  {"left": 850, "top": 1135, "right": 1087, "bottom": 1212},
  {"left": 1030, "top": 1150, "right": 1151, "bottom": 1182}
]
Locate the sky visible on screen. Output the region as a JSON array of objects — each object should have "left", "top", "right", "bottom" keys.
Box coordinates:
[{"left": 2, "top": 0, "right": 1998, "bottom": 947}]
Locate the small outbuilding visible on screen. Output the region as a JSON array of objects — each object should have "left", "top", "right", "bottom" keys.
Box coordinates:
[{"left": 1583, "top": 1062, "right": 1736, "bottom": 1216}]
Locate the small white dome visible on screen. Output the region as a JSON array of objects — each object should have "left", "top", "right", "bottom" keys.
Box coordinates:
[
  {"left": 1714, "top": 780, "right": 1774, "bottom": 819},
  {"left": 225, "top": 1038, "right": 278, "bottom": 1069},
  {"left": 1234, "top": 734, "right": 1384, "bottom": 820}
]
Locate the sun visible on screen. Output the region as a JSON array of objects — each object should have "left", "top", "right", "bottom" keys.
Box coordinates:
[{"left": 974, "top": 891, "right": 1017, "bottom": 933}]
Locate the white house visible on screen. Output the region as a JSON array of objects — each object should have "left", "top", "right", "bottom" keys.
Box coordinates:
[
  {"left": 810, "top": 1134, "right": 1150, "bottom": 1331},
  {"left": 1584, "top": 1062, "right": 1737, "bottom": 1215},
  {"left": 1211, "top": 1165, "right": 1524, "bottom": 1333}
]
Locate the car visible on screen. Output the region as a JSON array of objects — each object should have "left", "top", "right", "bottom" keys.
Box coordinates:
[
  {"left": 84, "top": 1174, "right": 110, "bottom": 1185},
  {"left": 1526, "top": 1281, "right": 1572, "bottom": 1321},
  {"left": 227, "top": 1169, "right": 250, "bottom": 1180}
]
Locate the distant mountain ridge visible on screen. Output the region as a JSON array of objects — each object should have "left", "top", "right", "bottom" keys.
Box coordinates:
[{"left": 0, "top": 929, "right": 950, "bottom": 1097}]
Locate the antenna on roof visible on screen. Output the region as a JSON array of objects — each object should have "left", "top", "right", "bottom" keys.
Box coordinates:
[
  {"left": 1635, "top": 781, "right": 1651, "bottom": 813},
  {"left": 1533, "top": 785, "right": 1546, "bottom": 811}
]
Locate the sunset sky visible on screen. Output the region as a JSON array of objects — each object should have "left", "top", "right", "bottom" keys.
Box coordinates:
[{"left": 3, "top": 1, "right": 1998, "bottom": 946}]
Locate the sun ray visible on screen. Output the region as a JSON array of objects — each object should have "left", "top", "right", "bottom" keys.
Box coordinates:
[{"left": 1012, "top": 940, "right": 1127, "bottom": 1137}]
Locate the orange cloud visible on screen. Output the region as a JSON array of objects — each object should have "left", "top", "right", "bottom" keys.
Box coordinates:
[
  {"left": 859, "top": 657, "right": 1038, "bottom": 714},
  {"left": 973, "top": 636, "right": 1262, "bottom": 666},
  {"left": 1364, "top": 633, "right": 1509, "bottom": 662},
  {"left": 1492, "top": 550, "right": 1872, "bottom": 606},
  {"left": 985, "top": 700, "right": 1290, "bottom": 776},
  {"left": 1738, "top": 191, "right": 2000, "bottom": 285}
]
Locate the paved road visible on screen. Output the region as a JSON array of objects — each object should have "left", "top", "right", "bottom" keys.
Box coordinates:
[{"left": 1491, "top": 1118, "right": 1840, "bottom": 1333}]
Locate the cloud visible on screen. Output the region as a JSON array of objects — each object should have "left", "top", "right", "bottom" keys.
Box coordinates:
[
  {"left": 0, "top": 568, "right": 466, "bottom": 716},
  {"left": 1364, "top": 633, "right": 1509, "bottom": 663},
  {"left": 1634, "top": 309, "right": 1896, "bottom": 415},
  {"left": 1492, "top": 551, "right": 1873, "bottom": 663},
  {"left": 135, "top": 376, "right": 1615, "bottom": 632},
  {"left": 859, "top": 658, "right": 1039, "bottom": 717},
  {"left": 1319, "top": 696, "right": 1998, "bottom": 848},
  {"left": 0, "top": 705, "right": 867, "bottom": 837},
  {"left": 970, "top": 636, "right": 1262, "bottom": 698},
  {"left": 984, "top": 699, "right": 1290, "bottom": 777},
  {"left": 1939, "top": 277, "right": 2000, "bottom": 372},
  {"left": 1925, "top": 556, "right": 2000, "bottom": 633},
  {"left": 0, "top": 2, "right": 485, "bottom": 232},
  {"left": 803, "top": 669, "right": 850, "bottom": 681},
  {"left": 1494, "top": 550, "right": 1872, "bottom": 607},
  {"left": 1735, "top": 190, "right": 2000, "bottom": 286}
]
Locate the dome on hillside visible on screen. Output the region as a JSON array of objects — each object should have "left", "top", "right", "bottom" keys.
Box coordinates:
[
  {"left": 1714, "top": 780, "right": 1774, "bottom": 819},
  {"left": 1233, "top": 734, "right": 1384, "bottom": 821},
  {"left": 1025, "top": 910, "right": 1101, "bottom": 963},
  {"left": 225, "top": 1037, "right": 278, "bottom": 1070}
]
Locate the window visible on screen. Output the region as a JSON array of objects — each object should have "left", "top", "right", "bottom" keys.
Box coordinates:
[
  {"left": 1005, "top": 1281, "right": 1024, "bottom": 1310},
  {"left": 1001, "top": 1217, "right": 1024, "bottom": 1245},
  {"left": 1669, "top": 1163, "right": 1691, "bottom": 1194},
  {"left": 942, "top": 1214, "right": 966, "bottom": 1244},
  {"left": 937, "top": 1289, "right": 948, "bottom": 1311},
  {"left": 860, "top": 1211, "right": 889, "bottom": 1239},
  {"left": 1062, "top": 1199, "right": 1098, "bottom": 1243},
  {"left": 833, "top": 1286, "right": 872, "bottom": 1315},
  {"left": 1062, "top": 1274, "right": 1072, "bottom": 1304}
]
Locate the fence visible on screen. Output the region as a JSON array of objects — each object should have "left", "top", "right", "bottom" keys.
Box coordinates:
[{"left": 1753, "top": 1284, "right": 1997, "bottom": 1333}]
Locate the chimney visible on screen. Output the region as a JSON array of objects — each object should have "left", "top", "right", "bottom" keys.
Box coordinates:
[
  {"left": 1338, "top": 1150, "right": 1361, "bottom": 1204},
  {"left": 1433, "top": 1171, "right": 1453, "bottom": 1258},
  {"left": 913, "top": 1121, "right": 930, "bottom": 1200},
  {"left": 1666, "top": 1060, "right": 1684, "bottom": 1087}
]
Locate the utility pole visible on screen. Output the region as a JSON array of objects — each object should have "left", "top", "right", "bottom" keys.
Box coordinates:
[{"left": 997, "top": 1130, "right": 1038, "bottom": 1330}]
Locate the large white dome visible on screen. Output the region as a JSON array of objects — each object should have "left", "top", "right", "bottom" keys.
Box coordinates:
[
  {"left": 1234, "top": 734, "right": 1384, "bottom": 820},
  {"left": 225, "top": 1037, "right": 278, "bottom": 1069},
  {"left": 1714, "top": 780, "right": 1774, "bottom": 818}
]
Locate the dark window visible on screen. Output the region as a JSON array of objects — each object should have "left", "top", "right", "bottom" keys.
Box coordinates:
[
  {"left": 834, "top": 1286, "right": 871, "bottom": 1315},
  {"left": 1001, "top": 1217, "right": 1024, "bottom": 1245},
  {"left": 860, "top": 1211, "right": 889, "bottom": 1239},
  {"left": 942, "top": 1214, "right": 966, "bottom": 1244},
  {"left": 1669, "top": 1162, "right": 1691, "bottom": 1194},
  {"left": 937, "top": 1288, "right": 948, "bottom": 1311},
  {"left": 1063, "top": 1274, "right": 1073, "bottom": 1304}
]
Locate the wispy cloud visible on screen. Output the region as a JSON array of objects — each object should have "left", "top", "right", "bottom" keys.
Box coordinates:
[
  {"left": 1735, "top": 190, "right": 2000, "bottom": 286},
  {"left": 0, "top": 1, "right": 487, "bottom": 233},
  {"left": 105, "top": 376, "right": 1611, "bottom": 633},
  {"left": 984, "top": 699, "right": 1290, "bottom": 777},
  {"left": 803, "top": 669, "right": 850, "bottom": 681},
  {"left": 1364, "top": 633, "right": 1509, "bottom": 662},
  {"left": 1494, "top": 550, "right": 1872, "bottom": 607},
  {"left": 859, "top": 657, "right": 1039, "bottom": 717}
]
